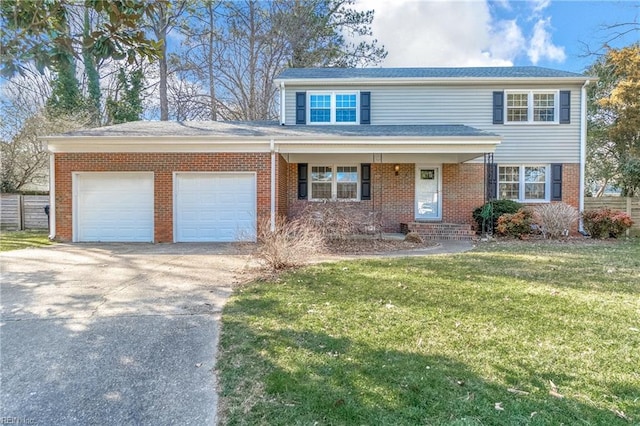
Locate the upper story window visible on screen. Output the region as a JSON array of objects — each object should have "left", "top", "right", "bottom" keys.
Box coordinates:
[
  {"left": 505, "top": 91, "right": 558, "bottom": 124},
  {"left": 308, "top": 92, "right": 358, "bottom": 124}
]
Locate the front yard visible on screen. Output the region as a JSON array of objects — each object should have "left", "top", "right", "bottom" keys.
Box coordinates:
[
  {"left": 217, "top": 239, "right": 640, "bottom": 425},
  {"left": 0, "top": 230, "right": 52, "bottom": 252}
]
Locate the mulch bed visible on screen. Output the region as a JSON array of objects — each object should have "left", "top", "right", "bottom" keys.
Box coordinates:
[{"left": 324, "top": 238, "right": 438, "bottom": 255}]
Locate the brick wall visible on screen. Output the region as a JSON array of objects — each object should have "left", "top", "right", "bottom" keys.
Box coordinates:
[
  {"left": 442, "top": 163, "right": 485, "bottom": 225},
  {"left": 54, "top": 152, "right": 271, "bottom": 242}
]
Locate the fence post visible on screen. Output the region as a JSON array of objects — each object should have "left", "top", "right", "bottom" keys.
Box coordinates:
[
  {"left": 19, "top": 194, "right": 25, "bottom": 231},
  {"left": 627, "top": 196, "right": 632, "bottom": 237}
]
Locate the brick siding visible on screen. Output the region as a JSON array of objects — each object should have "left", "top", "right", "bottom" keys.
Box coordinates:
[{"left": 54, "top": 152, "right": 272, "bottom": 242}]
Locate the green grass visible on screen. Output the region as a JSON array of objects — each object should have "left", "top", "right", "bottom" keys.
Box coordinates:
[
  {"left": 217, "top": 240, "right": 640, "bottom": 425},
  {"left": 0, "top": 230, "right": 52, "bottom": 252}
]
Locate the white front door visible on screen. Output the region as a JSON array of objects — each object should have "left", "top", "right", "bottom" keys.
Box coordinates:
[{"left": 415, "top": 165, "right": 441, "bottom": 220}]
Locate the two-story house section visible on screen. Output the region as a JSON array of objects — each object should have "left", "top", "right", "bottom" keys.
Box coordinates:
[
  {"left": 274, "top": 66, "right": 590, "bottom": 238},
  {"left": 43, "top": 66, "right": 591, "bottom": 243}
]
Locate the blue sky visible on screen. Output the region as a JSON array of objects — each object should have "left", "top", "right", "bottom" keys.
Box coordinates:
[{"left": 357, "top": 0, "right": 639, "bottom": 73}]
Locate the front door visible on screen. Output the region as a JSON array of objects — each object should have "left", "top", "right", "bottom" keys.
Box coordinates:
[{"left": 415, "top": 165, "right": 441, "bottom": 220}]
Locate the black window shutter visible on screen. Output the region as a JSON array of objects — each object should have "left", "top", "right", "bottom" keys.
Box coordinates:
[
  {"left": 361, "top": 163, "right": 371, "bottom": 200},
  {"left": 487, "top": 163, "right": 498, "bottom": 200},
  {"left": 551, "top": 163, "right": 563, "bottom": 201},
  {"left": 298, "top": 163, "right": 308, "bottom": 199},
  {"left": 296, "top": 92, "right": 306, "bottom": 124},
  {"left": 493, "top": 91, "right": 504, "bottom": 124},
  {"left": 559, "top": 90, "right": 570, "bottom": 124},
  {"left": 360, "top": 92, "right": 371, "bottom": 125}
]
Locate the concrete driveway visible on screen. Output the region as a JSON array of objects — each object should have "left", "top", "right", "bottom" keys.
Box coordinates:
[{"left": 0, "top": 243, "right": 256, "bottom": 425}]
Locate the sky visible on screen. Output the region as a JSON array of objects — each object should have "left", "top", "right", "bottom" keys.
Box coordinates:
[{"left": 355, "top": 0, "right": 639, "bottom": 73}]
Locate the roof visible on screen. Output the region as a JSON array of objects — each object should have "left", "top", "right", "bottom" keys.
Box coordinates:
[
  {"left": 47, "top": 120, "right": 499, "bottom": 140},
  {"left": 275, "top": 66, "right": 588, "bottom": 82}
]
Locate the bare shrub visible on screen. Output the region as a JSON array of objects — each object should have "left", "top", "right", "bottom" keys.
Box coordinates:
[
  {"left": 254, "top": 216, "right": 325, "bottom": 270},
  {"left": 294, "top": 201, "right": 384, "bottom": 240},
  {"left": 534, "top": 203, "right": 579, "bottom": 239}
]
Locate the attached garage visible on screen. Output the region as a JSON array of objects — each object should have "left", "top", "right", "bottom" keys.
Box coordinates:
[
  {"left": 73, "top": 172, "right": 154, "bottom": 242},
  {"left": 174, "top": 172, "right": 257, "bottom": 242}
]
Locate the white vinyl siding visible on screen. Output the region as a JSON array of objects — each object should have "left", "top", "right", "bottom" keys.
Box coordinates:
[{"left": 284, "top": 84, "right": 582, "bottom": 163}]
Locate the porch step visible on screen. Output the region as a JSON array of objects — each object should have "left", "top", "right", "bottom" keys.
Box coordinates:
[{"left": 405, "top": 222, "right": 476, "bottom": 241}]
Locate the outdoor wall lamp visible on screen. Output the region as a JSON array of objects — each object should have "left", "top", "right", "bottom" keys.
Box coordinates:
[{"left": 394, "top": 164, "right": 400, "bottom": 176}]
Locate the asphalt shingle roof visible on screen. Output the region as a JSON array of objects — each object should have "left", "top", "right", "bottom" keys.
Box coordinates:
[
  {"left": 275, "top": 66, "right": 586, "bottom": 80},
  {"left": 52, "top": 121, "right": 498, "bottom": 139}
]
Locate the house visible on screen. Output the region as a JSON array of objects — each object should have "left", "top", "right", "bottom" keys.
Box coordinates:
[{"left": 43, "top": 66, "right": 591, "bottom": 243}]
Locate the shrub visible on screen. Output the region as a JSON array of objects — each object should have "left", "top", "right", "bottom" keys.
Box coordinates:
[
  {"left": 473, "top": 199, "right": 523, "bottom": 234},
  {"left": 294, "top": 201, "right": 383, "bottom": 239},
  {"left": 404, "top": 231, "right": 423, "bottom": 244},
  {"left": 496, "top": 208, "right": 533, "bottom": 238},
  {"left": 254, "top": 216, "right": 325, "bottom": 270},
  {"left": 533, "top": 203, "right": 579, "bottom": 239},
  {"left": 582, "top": 208, "right": 634, "bottom": 239}
]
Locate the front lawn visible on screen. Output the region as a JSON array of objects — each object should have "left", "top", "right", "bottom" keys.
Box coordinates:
[
  {"left": 0, "top": 230, "right": 52, "bottom": 252},
  {"left": 217, "top": 239, "right": 640, "bottom": 425}
]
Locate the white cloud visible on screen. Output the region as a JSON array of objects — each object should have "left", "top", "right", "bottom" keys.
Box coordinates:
[
  {"left": 527, "top": 17, "right": 566, "bottom": 64},
  {"left": 531, "top": 0, "right": 551, "bottom": 13},
  {"left": 354, "top": 0, "right": 534, "bottom": 67}
]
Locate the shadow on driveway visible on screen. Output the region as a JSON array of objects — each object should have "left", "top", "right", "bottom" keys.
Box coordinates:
[{"left": 1, "top": 243, "right": 256, "bottom": 425}]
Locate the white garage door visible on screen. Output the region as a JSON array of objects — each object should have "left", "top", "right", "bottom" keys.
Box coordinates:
[
  {"left": 174, "top": 172, "right": 256, "bottom": 242},
  {"left": 74, "top": 172, "right": 154, "bottom": 242}
]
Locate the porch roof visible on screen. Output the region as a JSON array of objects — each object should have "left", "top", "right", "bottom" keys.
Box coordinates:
[{"left": 44, "top": 120, "right": 500, "bottom": 161}]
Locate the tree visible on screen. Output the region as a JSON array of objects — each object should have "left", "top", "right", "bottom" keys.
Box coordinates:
[
  {"left": 145, "top": 0, "right": 188, "bottom": 121},
  {"left": 274, "top": 0, "right": 387, "bottom": 68},
  {"left": 105, "top": 68, "right": 145, "bottom": 125},
  {"left": 1, "top": 112, "right": 89, "bottom": 192},
  {"left": 0, "top": 0, "right": 161, "bottom": 77},
  {"left": 586, "top": 44, "right": 640, "bottom": 196}
]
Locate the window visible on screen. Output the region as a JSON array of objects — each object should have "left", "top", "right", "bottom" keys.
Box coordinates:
[
  {"left": 498, "top": 165, "right": 549, "bottom": 201},
  {"left": 308, "top": 92, "right": 358, "bottom": 124},
  {"left": 310, "top": 165, "right": 359, "bottom": 200},
  {"left": 505, "top": 91, "right": 557, "bottom": 123},
  {"left": 309, "top": 94, "right": 331, "bottom": 123}
]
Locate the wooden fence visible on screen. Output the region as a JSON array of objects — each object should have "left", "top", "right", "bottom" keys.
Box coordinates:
[
  {"left": 584, "top": 196, "right": 640, "bottom": 234},
  {"left": 0, "top": 194, "right": 50, "bottom": 230}
]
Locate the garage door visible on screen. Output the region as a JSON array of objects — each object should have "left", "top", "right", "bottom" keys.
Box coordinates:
[
  {"left": 74, "top": 172, "right": 154, "bottom": 242},
  {"left": 174, "top": 172, "right": 256, "bottom": 242}
]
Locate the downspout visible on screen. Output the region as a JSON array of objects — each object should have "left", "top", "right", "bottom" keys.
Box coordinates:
[
  {"left": 48, "top": 152, "right": 56, "bottom": 240},
  {"left": 270, "top": 139, "right": 276, "bottom": 232},
  {"left": 280, "top": 82, "right": 286, "bottom": 125},
  {"left": 579, "top": 80, "right": 590, "bottom": 232}
]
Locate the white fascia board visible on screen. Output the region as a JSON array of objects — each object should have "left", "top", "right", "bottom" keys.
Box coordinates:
[
  {"left": 279, "top": 142, "right": 500, "bottom": 154},
  {"left": 45, "top": 137, "right": 272, "bottom": 153},
  {"left": 273, "top": 77, "right": 592, "bottom": 87}
]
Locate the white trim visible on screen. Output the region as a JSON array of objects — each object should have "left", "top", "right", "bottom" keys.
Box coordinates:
[
  {"left": 579, "top": 80, "right": 590, "bottom": 231},
  {"left": 307, "top": 91, "right": 360, "bottom": 125},
  {"left": 308, "top": 164, "right": 360, "bottom": 201},
  {"left": 497, "top": 164, "right": 550, "bottom": 203},
  {"left": 415, "top": 164, "right": 442, "bottom": 221},
  {"left": 48, "top": 154, "right": 55, "bottom": 239},
  {"left": 504, "top": 90, "right": 559, "bottom": 125},
  {"left": 280, "top": 82, "right": 286, "bottom": 125},
  {"left": 270, "top": 139, "right": 276, "bottom": 232},
  {"left": 273, "top": 77, "right": 592, "bottom": 86}
]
